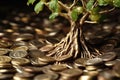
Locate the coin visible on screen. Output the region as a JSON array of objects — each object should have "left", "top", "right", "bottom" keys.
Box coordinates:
[
  {"left": 113, "top": 61, "right": 120, "bottom": 77},
  {"left": 29, "top": 39, "right": 45, "bottom": 48},
  {"left": 99, "top": 52, "right": 116, "bottom": 61},
  {"left": 38, "top": 56, "right": 55, "bottom": 63},
  {"left": 15, "top": 33, "right": 34, "bottom": 41},
  {"left": 0, "top": 48, "right": 9, "bottom": 55},
  {"left": 0, "top": 40, "right": 12, "bottom": 48},
  {"left": 0, "top": 62, "right": 13, "bottom": 69},
  {"left": 0, "top": 68, "right": 16, "bottom": 73},
  {"left": 9, "top": 50, "right": 28, "bottom": 58},
  {"left": 13, "top": 46, "right": 28, "bottom": 51},
  {"left": 14, "top": 72, "right": 34, "bottom": 78},
  {"left": 34, "top": 73, "right": 58, "bottom": 80},
  {"left": 50, "top": 64, "right": 68, "bottom": 72},
  {"left": 85, "top": 58, "right": 103, "bottom": 66},
  {"left": 11, "top": 58, "right": 30, "bottom": 65},
  {"left": 29, "top": 49, "right": 46, "bottom": 58},
  {"left": 86, "top": 66, "right": 97, "bottom": 71},
  {"left": 30, "top": 58, "right": 48, "bottom": 66},
  {"left": 0, "top": 74, "right": 13, "bottom": 79},
  {"left": 60, "top": 68, "right": 83, "bottom": 77},
  {"left": 22, "top": 66, "right": 43, "bottom": 73},
  {"left": 79, "top": 74, "right": 96, "bottom": 80},
  {"left": 105, "top": 60, "right": 117, "bottom": 67},
  {"left": 0, "top": 56, "right": 12, "bottom": 63},
  {"left": 98, "top": 70, "right": 116, "bottom": 80},
  {"left": 74, "top": 58, "right": 88, "bottom": 68}
]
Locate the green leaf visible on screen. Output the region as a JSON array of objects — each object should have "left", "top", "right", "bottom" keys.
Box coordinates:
[
  {"left": 71, "top": 8, "right": 79, "bottom": 21},
  {"left": 86, "top": 0, "right": 94, "bottom": 11},
  {"left": 89, "top": 14, "right": 101, "bottom": 21},
  {"left": 97, "top": 0, "right": 108, "bottom": 6},
  {"left": 91, "top": 7, "right": 100, "bottom": 14},
  {"left": 49, "top": 12, "right": 58, "bottom": 20},
  {"left": 76, "top": 7, "right": 83, "bottom": 15},
  {"left": 34, "top": 1, "right": 44, "bottom": 14},
  {"left": 113, "top": 0, "right": 120, "bottom": 7},
  {"left": 27, "top": 0, "right": 36, "bottom": 6},
  {"left": 49, "top": 0, "right": 58, "bottom": 12}
]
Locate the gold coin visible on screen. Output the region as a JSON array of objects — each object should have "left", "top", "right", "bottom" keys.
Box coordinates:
[
  {"left": 74, "top": 58, "right": 88, "bottom": 67},
  {"left": 0, "top": 56, "right": 11, "bottom": 63},
  {"left": 99, "top": 52, "right": 117, "bottom": 61},
  {"left": 0, "top": 48, "right": 9, "bottom": 55},
  {"left": 0, "top": 62, "right": 13, "bottom": 68},
  {"left": 38, "top": 56, "right": 55, "bottom": 63},
  {"left": 9, "top": 50, "right": 28, "bottom": 58},
  {"left": 11, "top": 58, "right": 30, "bottom": 65},
  {"left": 0, "top": 68, "right": 16, "bottom": 73},
  {"left": 0, "top": 74, "right": 13, "bottom": 79},
  {"left": 60, "top": 68, "right": 83, "bottom": 77},
  {"left": 30, "top": 58, "right": 48, "bottom": 66},
  {"left": 13, "top": 46, "right": 28, "bottom": 51},
  {"left": 85, "top": 58, "right": 103, "bottom": 66},
  {"left": 34, "top": 73, "right": 58, "bottom": 80},
  {"left": 50, "top": 64, "right": 67, "bottom": 72},
  {"left": 22, "top": 66, "right": 43, "bottom": 73}
]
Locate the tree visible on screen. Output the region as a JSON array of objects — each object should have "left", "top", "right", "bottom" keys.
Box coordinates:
[{"left": 27, "top": 0, "right": 120, "bottom": 62}]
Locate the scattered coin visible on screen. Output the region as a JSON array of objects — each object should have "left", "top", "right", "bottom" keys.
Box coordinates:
[
  {"left": 74, "top": 58, "right": 88, "bottom": 68},
  {"left": 0, "top": 56, "right": 12, "bottom": 63},
  {"left": 50, "top": 64, "right": 68, "bottom": 72},
  {"left": 113, "top": 61, "right": 120, "bottom": 77},
  {"left": 38, "top": 56, "right": 55, "bottom": 63},
  {"left": 11, "top": 58, "right": 30, "bottom": 66},
  {"left": 99, "top": 52, "right": 117, "bottom": 61},
  {"left": 34, "top": 73, "right": 58, "bottom": 80},
  {"left": 60, "top": 68, "right": 83, "bottom": 77},
  {"left": 0, "top": 48, "right": 9, "bottom": 55},
  {"left": 85, "top": 58, "right": 103, "bottom": 66},
  {"left": 9, "top": 50, "right": 28, "bottom": 58}
]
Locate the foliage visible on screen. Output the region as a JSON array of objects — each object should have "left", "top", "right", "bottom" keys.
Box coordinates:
[{"left": 27, "top": 0, "right": 120, "bottom": 22}]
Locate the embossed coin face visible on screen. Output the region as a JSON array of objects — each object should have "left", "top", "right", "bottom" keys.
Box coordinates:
[
  {"left": 11, "top": 58, "right": 30, "bottom": 65},
  {"left": 85, "top": 58, "right": 103, "bottom": 66},
  {"left": 99, "top": 52, "right": 117, "bottom": 61},
  {"left": 9, "top": 50, "right": 28, "bottom": 58},
  {"left": 0, "top": 56, "right": 12, "bottom": 63},
  {"left": 0, "top": 48, "right": 9, "bottom": 55}
]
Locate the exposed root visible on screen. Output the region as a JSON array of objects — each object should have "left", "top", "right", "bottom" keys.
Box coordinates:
[{"left": 44, "top": 23, "right": 102, "bottom": 62}]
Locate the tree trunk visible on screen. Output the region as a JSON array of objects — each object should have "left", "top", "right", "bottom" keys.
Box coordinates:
[{"left": 45, "top": 21, "right": 101, "bottom": 62}]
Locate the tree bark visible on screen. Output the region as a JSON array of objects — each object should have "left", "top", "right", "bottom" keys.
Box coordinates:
[{"left": 45, "top": 21, "right": 101, "bottom": 62}]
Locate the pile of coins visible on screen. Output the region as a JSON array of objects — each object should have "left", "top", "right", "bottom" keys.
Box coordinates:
[{"left": 0, "top": 9, "right": 120, "bottom": 80}]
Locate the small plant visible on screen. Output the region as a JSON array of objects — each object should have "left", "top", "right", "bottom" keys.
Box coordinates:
[{"left": 27, "top": 0, "right": 120, "bottom": 62}]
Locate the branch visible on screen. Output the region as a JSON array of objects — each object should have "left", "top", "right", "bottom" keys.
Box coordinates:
[
  {"left": 69, "top": 0, "right": 78, "bottom": 9},
  {"left": 85, "top": 20, "right": 97, "bottom": 24},
  {"left": 81, "top": 0, "right": 86, "bottom": 9},
  {"left": 59, "top": 12, "right": 69, "bottom": 20},
  {"left": 58, "top": 1, "right": 69, "bottom": 12},
  {"left": 99, "top": 7, "right": 115, "bottom": 14},
  {"left": 80, "top": 12, "right": 89, "bottom": 25}
]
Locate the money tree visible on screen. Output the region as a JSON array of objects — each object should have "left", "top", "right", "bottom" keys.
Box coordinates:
[{"left": 27, "top": 0, "right": 120, "bottom": 62}]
